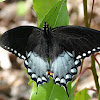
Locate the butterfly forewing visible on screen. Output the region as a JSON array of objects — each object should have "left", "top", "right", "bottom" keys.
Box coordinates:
[
  {"left": 51, "top": 26, "right": 100, "bottom": 59},
  {"left": 0, "top": 26, "right": 41, "bottom": 59}
]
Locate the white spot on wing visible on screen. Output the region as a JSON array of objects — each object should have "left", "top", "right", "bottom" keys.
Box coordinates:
[
  {"left": 88, "top": 51, "right": 91, "bottom": 54},
  {"left": 71, "top": 68, "right": 77, "bottom": 74},
  {"left": 75, "top": 60, "right": 79, "bottom": 65},
  {"left": 7, "top": 47, "right": 10, "bottom": 49},
  {"left": 18, "top": 53, "right": 21, "bottom": 57},
  {"left": 97, "top": 47, "right": 100, "bottom": 49},
  {"left": 14, "top": 50, "right": 17, "bottom": 54},
  {"left": 76, "top": 55, "right": 81, "bottom": 59},
  {"left": 55, "top": 77, "right": 60, "bottom": 82},
  {"left": 11, "top": 48, "right": 13, "bottom": 51},
  {"left": 25, "top": 60, "right": 28, "bottom": 65},
  {"left": 28, "top": 68, "right": 32, "bottom": 73},
  {"left": 60, "top": 78, "right": 66, "bottom": 84},
  {"left": 82, "top": 53, "right": 86, "bottom": 57},
  {"left": 66, "top": 74, "right": 72, "bottom": 79},
  {"left": 32, "top": 74, "right": 37, "bottom": 79},
  {"left": 92, "top": 48, "right": 96, "bottom": 51},
  {"left": 21, "top": 55, "right": 26, "bottom": 59},
  {"left": 37, "top": 77, "right": 42, "bottom": 83},
  {"left": 42, "top": 77, "right": 47, "bottom": 81}
]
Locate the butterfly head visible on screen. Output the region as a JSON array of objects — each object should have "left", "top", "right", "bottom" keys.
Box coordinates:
[{"left": 43, "top": 22, "right": 49, "bottom": 32}]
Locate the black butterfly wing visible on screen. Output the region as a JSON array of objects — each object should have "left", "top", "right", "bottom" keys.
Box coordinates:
[
  {"left": 51, "top": 26, "right": 100, "bottom": 59},
  {"left": 0, "top": 26, "right": 41, "bottom": 59}
]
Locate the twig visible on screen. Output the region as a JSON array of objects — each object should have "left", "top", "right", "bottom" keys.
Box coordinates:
[
  {"left": 86, "top": 88, "right": 97, "bottom": 94},
  {"left": 74, "top": 67, "right": 91, "bottom": 94}
]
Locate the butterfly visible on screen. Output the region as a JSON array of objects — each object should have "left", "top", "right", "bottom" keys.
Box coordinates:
[{"left": 0, "top": 22, "right": 100, "bottom": 95}]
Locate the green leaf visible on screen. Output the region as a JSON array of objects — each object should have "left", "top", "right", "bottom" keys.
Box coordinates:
[
  {"left": 33, "top": 0, "right": 58, "bottom": 27},
  {"left": 33, "top": 0, "right": 69, "bottom": 28},
  {"left": 74, "top": 88, "right": 91, "bottom": 100},
  {"left": 67, "top": 81, "right": 72, "bottom": 95},
  {"left": 39, "top": 0, "right": 69, "bottom": 28},
  {"left": 16, "top": 1, "right": 28, "bottom": 16},
  {"left": 0, "top": 0, "right": 5, "bottom": 2},
  {"left": 28, "top": 79, "right": 33, "bottom": 87},
  {"left": 30, "top": 77, "right": 68, "bottom": 100}
]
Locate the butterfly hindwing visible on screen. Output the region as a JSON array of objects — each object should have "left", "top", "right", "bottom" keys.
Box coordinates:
[
  {"left": 0, "top": 26, "right": 41, "bottom": 59},
  {"left": 50, "top": 51, "right": 81, "bottom": 86},
  {"left": 25, "top": 51, "right": 49, "bottom": 85}
]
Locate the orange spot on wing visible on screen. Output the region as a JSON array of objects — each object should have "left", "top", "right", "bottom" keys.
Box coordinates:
[
  {"left": 47, "top": 71, "right": 50, "bottom": 75},
  {"left": 50, "top": 72, "right": 53, "bottom": 76}
]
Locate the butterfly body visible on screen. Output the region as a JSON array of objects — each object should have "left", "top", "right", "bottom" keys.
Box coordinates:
[{"left": 0, "top": 22, "right": 100, "bottom": 93}]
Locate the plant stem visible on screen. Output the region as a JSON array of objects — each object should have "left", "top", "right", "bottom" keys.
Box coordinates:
[
  {"left": 83, "top": 0, "right": 89, "bottom": 28},
  {"left": 89, "top": 0, "right": 95, "bottom": 26},
  {"left": 91, "top": 55, "right": 99, "bottom": 93},
  {"left": 79, "top": 59, "right": 84, "bottom": 74}
]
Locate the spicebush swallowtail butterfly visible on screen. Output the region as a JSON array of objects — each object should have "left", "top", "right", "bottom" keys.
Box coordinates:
[{"left": 0, "top": 22, "right": 100, "bottom": 94}]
